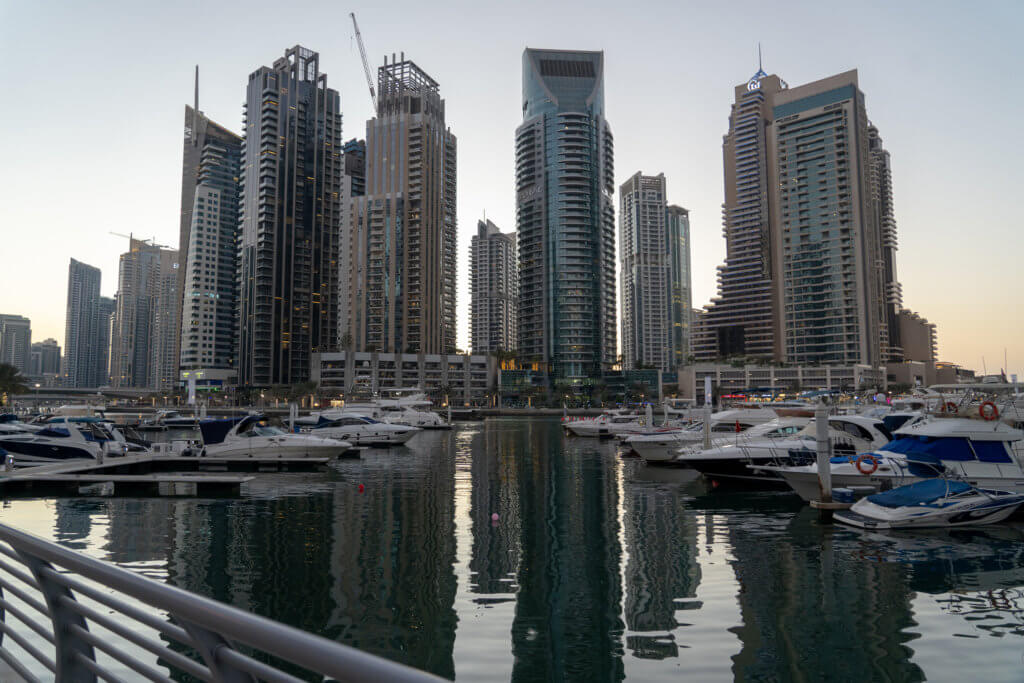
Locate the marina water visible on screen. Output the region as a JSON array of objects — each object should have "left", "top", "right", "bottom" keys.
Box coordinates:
[{"left": 3, "top": 417, "right": 1023, "bottom": 681}]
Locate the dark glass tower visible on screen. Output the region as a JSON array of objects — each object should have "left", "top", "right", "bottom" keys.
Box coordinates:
[
  {"left": 64, "top": 258, "right": 102, "bottom": 387},
  {"left": 238, "top": 46, "right": 343, "bottom": 386},
  {"left": 515, "top": 49, "right": 616, "bottom": 385}
]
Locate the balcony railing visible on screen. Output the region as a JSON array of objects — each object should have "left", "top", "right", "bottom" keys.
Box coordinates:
[{"left": 0, "top": 522, "right": 440, "bottom": 682}]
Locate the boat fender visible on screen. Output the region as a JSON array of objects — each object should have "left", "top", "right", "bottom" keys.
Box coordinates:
[
  {"left": 855, "top": 453, "right": 879, "bottom": 475},
  {"left": 979, "top": 401, "right": 999, "bottom": 421},
  {"left": 943, "top": 402, "right": 958, "bottom": 414}
]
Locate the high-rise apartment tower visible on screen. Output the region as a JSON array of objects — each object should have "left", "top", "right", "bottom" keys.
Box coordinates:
[
  {"left": 238, "top": 46, "right": 343, "bottom": 385},
  {"left": 347, "top": 56, "right": 457, "bottom": 354},
  {"left": 516, "top": 48, "right": 616, "bottom": 383},
  {"left": 64, "top": 259, "right": 103, "bottom": 387},
  {"left": 470, "top": 219, "right": 517, "bottom": 353}
]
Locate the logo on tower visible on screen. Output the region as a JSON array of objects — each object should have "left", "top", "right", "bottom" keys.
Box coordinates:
[{"left": 747, "top": 68, "right": 768, "bottom": 91}]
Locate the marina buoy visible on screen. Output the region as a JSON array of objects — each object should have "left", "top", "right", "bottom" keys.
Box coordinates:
[
  {"left": 358, "top": 484, "right": 365, "bottom": 493},
  {"left": 491, "top": 512, "right": 500, "bottom": 521}
]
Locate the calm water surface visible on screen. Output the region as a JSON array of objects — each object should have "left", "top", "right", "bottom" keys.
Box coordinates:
[{"left": 3, "top": 418, "right": 1024, "bottom": 681}]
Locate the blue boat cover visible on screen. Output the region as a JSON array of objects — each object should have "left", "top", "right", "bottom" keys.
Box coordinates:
[
  {"left": 881, "top": 436, "right": 1012, "bottom": 464},
  {"left": 867, "top": 479, "right": 971, "bottom": 508},
  {"left": 198, "top": 417, "right": 248, "bottom": 445}
]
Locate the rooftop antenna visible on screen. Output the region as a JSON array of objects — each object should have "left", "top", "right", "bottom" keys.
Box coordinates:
[
  {"left": 758, "top": 43, "right": 763, "bottom": 71},
  {"left": 192, "top": 65, "right": 199, "bottom": 146}
]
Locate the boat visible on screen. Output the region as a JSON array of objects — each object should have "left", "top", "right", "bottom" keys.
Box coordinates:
[
  {"left": 624, "top": 408, "right": 801, "bottom": 462},
  {"left": 198, "top": 416, "right": 356, "bottom": 458},
  {"left": 0, "top": 414, "right": 42, "bottom": 435},
  {"left": 564, "top": 409, "right": 644, "bottom": 438},
  {"left": 139, "top": 410, "right": 199, "bottom": 431},
  {"left": 676, "top": 415, "right": 892, "bottom": 487},
  {"left": 378, "top": 391, "right": 451, "bottom": 430},
  {"left": 304, "top": 414, "right": 419, "bottom": 446},
  {"left": 765, "top": 416, "right": 1024, "bottom": 501},
  {"left": 0, "top": 419, "right": 125, "bottom": 466},
  {"left": 834, "top": 480, "right": 1024, "bottom": 529}
]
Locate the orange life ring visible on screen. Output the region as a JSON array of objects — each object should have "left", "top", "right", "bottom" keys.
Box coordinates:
[
  {"left": 856, "top": 453, "right": 879, "bottom": 475},
  {"left": 979, "top": 401, "right": 999, "bottom": 421},
  {"left": 943, "top": 402, "right": 958, "bottom": 414}
]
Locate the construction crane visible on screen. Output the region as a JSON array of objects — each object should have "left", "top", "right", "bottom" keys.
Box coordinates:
[
  {"left": 108, "top": 231, "right": 170, "bottom": 249},
  {"left": 349, "top": 12, "right": 377, "bottom": 113}
]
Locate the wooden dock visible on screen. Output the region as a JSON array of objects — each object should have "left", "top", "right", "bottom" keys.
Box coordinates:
[{"left": 0, "top": 453, "right": 331, "bottom": 497}]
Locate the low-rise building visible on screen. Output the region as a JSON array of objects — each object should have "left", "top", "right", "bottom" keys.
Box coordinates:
[
  {"left": 312, "top": 351, "right": 497, "bottom": 406},
  {"left": 677, "top": 363, "right": 886, "bottom": 403}
]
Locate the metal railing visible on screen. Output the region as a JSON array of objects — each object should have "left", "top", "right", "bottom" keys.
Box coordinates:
[{"left": 0, "top": 522, "right": 442, "bottom": 682}]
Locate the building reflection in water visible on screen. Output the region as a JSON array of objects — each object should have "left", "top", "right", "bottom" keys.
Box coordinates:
[{"left": 506, "top": 419, "right": 626, "bottom": 682}]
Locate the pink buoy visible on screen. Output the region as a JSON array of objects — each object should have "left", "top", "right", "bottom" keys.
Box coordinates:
[{"left": 491, "top": 512, "right": 499, "bottom": 521}]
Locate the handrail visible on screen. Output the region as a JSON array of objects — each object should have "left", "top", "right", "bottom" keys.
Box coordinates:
[{"left": 0, "top": 522, "right": 442, "bottom": 682}]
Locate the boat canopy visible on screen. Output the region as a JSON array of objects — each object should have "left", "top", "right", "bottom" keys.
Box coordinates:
[
  {"left": 867, "top": 480, "right": 971, "bottom": 508},
  {"left": 881, "top": 436, "right": 1012, "bottom": 464},
  {"left": 198, "top": 417, "right": 248, "bottom": 445}
]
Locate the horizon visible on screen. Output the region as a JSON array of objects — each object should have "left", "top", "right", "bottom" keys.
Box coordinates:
[{"left": 2, "top": 0, "right": 1021, "bottom": 378}]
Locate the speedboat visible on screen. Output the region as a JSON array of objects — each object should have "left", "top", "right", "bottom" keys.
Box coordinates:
[
  {"left": 0, "top": 419, "right": 124, "bottom": 466},
  {"left": 0, "top": 413, "right": 42, "bottom": 435},
  {"left": 198, "top": 416, "right": 356, "bottom": 458},
  {"left": 765, "top": 416, "right": 1024, "bottom": 501},
  {"left": 835, "top": 480, "right": 1024, "bottom": 529},
  {"left": 624, "top": 408, "right": 801, "bottom": 462},
  {"left": 304, "top": 414, "right": 419, "bottom": 446},
  {"left": 140, "top": 410, "right": 199, "bottom": 430},
  {"left": 677, "top": 415, "right": 892, "bottom": 487},
  {"left": 564, "top": 409, "right": 643, "bottom": 438}
]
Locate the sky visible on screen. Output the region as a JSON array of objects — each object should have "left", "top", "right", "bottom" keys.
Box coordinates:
[{"left": 2, "top": 0, "right": 1022, "bottom": 378}]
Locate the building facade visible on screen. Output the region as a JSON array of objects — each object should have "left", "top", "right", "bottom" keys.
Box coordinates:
[
  {"left": 312, "top": 351, "right": 495, "bottom": 406},
  {"left": 666, "top": 205, "right": 693, "bottom": 368},
  {"left": 97, "top": 296, "right": 114, "bottom": 386},
  {"left": 868, "top": 124, "right": 903, "bottom": 362},
  {"left": 110, "top": 239, "right": 179, "bottom": 389},
  {"left": 337, "top": 138, "right": 366, "bottom": 348},
  {"left": 516, "top": 48, "right": 616, "bottom": 385},
  {"left": 178, "top": 93, "right": 243, "bottom": 388},
  {"left": 677, "top": 362, "right": 886, "bottom": 402},
  {"left": 29, "top": 339, "right": 61, "bottom": 379},
  {"left": 0, "top": 315, "right": 31, "bottom": 375},
  {"left": 238, "top": 46, "right": 343, "bottom": 386},
  {"left": 897, "top": 309, "right": 937, "bottom": 363},
  {"left": 470, "top": 219, "right": 517, "bottom": 354},
  {"left": 63, "top": 259, "right": 103, "bottom": 387},
  {"left": 769, "top": 70, "right": 885, "bottom": 366},
  {"left": 692, "top": 69, "right": 787, "bottom": 362},
  {"left": 347, "top": 57, "right": 457, "bottom": 355},
  {"left": 619, "top": 173, "right": 691, "bottom": 371}
]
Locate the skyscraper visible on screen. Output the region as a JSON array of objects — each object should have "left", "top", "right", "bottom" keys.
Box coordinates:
[
  {"left": 868, "top": 124, "right": 902, "bottom": 362},
  {"left": 768, "top": 70, "right": 885, "bottom": 366},
  {"left": 347, "top": 56, "right": 457, "bottom": 354},
  {"left": 64, "top": 258, "right": 103, "bottom": 387},
  {"left": 0, "top": 315, "right": 31, "bottom": 374},
  {"left": 666, "top": 205, "right": 693, "bottom": 368},
  {"left": 337, "top": 138, "right": 366, "bottom": 348},
  {"left": 110, "top": 239, "right": 179, "bottom": 389},
  {"left": 178, "top": 78, "right": 243, "bottom": 387},
  {"left": 692, "top": 67, "right": 787, "bottom": 362},
  {"left": 470, "top": 218, "right": 517, "bottom": 354},
  {"left": 29, "top": 339, "right": 60, "bottom": 379},
  {"left": 516, "top": 49, "right": 616, "bottom": 385},
  {"left": 238, "top": 46, "right": 343, "bottom": 386},
  {"left": 97, "top": 296, "right": 114, "bottom": 386}
]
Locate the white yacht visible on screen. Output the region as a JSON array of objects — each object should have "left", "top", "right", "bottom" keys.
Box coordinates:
[
  {"left": 564, "top": 409, "right": 644, "bottom": 438},
  {"left": 140, "top": 409, "right": 199, "bottom": 430},
  {"left": 0, "top": 419, "right": 124, "bottom": 466},
  {"left": 198, "top": 416, "right": 356, "bottom": 459},
  {"left": 378, "top": 391, "right": 451, "bottom": 429},
  {"left": 767, "top": 417, "right": 1024, "bottom": 501},
  {"left": 676, "top": 415, "right": 892, "bottom": 487},
  {"left": 304, "top": 414, "right": 419, "bottom": 446},
  {"left": 624, "top": 407, "right": 795, "bottom": 462}
]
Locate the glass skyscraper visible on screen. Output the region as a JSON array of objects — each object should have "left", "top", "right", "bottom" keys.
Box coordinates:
[{"left": 515, "top": 49, "right": 616, "bottom": 385}]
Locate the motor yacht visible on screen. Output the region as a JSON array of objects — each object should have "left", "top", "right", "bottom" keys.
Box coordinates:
[
  {"left": 139, "top": 410, "right": 199, "bottom": 430},
  {"left": 676, "top": 415, "right": 892, "bottom": 487},
  {"left": 378, "top": 391, "right": 451, "bottom": 429},
  {"left": 765, "top": 416, "right": 1024, "bottom": 501},
  {"left": 304, "top": 414, "right": 419, "bottom": 446},
  {"left": 834, "top": 480, "right": 1024, "bottom": 529},
  {"left": 623, "top": 408, "right": 799, "bottom": 462},
  {"left": 564, "top": 409, "right": 644, "bottom": 438},
  {"left": 198, "top": 416, "right": 356, "bottom": 458},
  {"left": 0, "top": 419, "right": 124, "bottom": 466}
]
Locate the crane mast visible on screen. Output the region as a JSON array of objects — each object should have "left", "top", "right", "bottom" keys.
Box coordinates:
[{"left": 349, "top": 12, "right": 377, "bottom": 113}]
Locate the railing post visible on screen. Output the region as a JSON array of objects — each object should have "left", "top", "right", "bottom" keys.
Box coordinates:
[
  {"left": 16, "top": 551, "right": 97, "bottom": 682},
  {"left": 179, "top": 619, "right": 255, "bottom": 683}
]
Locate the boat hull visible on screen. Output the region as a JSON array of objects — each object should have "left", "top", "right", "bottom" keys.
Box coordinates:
[
  {"left": 835, "top": 498, "right": 1024, "bottom": 529},
  {"left": 0, "top": 438, "right": 99, "bottom": 466}
]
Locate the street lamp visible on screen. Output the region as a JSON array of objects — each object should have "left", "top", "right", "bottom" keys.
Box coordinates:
[{"left": 34, "top": 383, "right": 40, "bottom": 410}]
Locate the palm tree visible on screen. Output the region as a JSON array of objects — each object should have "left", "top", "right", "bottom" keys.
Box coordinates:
[{"left": 0, "top": 363, "right": 29, "bottom": 406}]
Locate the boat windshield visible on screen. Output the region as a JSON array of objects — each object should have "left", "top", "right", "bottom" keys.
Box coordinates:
[{"left": 251, "top": 424, "right": 287, "bottom": 436}]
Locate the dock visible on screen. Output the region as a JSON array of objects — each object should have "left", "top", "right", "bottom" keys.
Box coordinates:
[{"left": 0, "top": 453, "right": 331, "bottom": 497}]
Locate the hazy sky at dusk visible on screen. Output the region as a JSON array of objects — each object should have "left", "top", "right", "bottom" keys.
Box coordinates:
[{"left": 2, "top": 0, "right": 1021, "bottom": 377}]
